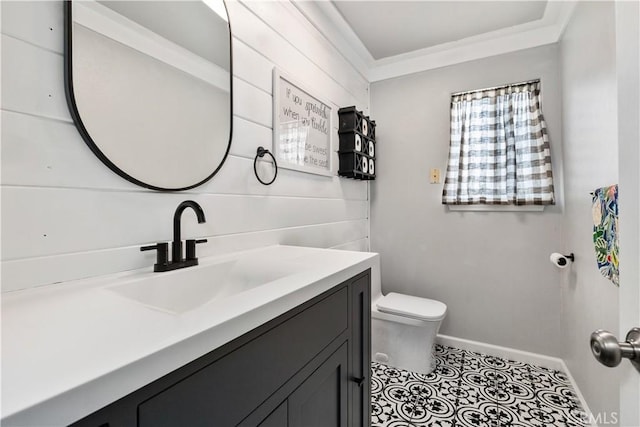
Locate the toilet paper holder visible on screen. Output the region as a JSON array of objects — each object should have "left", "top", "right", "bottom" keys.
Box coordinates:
[
  {"left": 337, "top": 106, "right": 376, "bottom": 181},
  {"left": 550, "top": 252, "right": 575, "bottom": 267}
]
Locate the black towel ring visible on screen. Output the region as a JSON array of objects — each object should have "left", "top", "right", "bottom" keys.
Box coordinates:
[{"left": 253, "top": 146, "right": 278, "bottom": 186}]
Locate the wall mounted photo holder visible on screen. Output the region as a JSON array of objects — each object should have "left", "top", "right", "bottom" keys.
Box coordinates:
[
  {"left": 272, "top": 68, "right": 333, "bottom": 177},
  {"left": 337, "top": 106, "right": 376, "bottom": 180}
]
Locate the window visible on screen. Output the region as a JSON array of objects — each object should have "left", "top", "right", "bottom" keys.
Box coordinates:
[{"left": 442, "top": 80, "right": 555, "bottom": 207}]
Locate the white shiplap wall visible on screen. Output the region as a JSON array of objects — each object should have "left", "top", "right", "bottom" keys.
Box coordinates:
[{"left": 0, "top": 0, "right": 370, "bottom": 292}]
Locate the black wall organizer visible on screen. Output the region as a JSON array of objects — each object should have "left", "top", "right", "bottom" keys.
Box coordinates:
[{"left": 337, "top": 106, "right": 376, "bottom": 180}]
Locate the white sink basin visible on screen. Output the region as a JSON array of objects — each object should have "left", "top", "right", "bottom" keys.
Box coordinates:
[
  {"left": 107, "top": 254, "right": 300, "bottom": 314},
  {"left": 2, "top": 244, "right": 380, "bottom": 426}
]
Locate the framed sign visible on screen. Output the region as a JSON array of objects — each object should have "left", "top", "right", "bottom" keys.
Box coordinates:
[{"left": 273, "top": 68, "right": 333, "bottom": 177}]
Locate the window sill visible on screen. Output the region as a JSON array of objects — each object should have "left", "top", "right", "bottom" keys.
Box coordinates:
[{"left": 447, "top": 205, "right": 545, "bottom": 212}]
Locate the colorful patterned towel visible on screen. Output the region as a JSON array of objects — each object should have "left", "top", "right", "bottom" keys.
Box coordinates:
[{"left": 592, "top": 185, "right": 619, "bottom": 286}]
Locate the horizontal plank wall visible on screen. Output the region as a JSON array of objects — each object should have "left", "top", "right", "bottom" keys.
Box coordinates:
[{"left": 0, "top": 0, "right": 370, "bottom": 292}]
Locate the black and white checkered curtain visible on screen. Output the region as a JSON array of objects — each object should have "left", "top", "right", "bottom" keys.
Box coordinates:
[{"left": 442, "top": 81, "right": 555, "bottom": 205}]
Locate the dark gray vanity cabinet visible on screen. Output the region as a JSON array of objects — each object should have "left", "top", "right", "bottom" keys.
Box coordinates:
[
  {"left": 70, "top": 270, "right": 371, "bottom": 427},
  {"left": 255, "top": 342, "right": 350, "bottom": 427},
  {"left": 287, "top": 342, "right": 349, "bottom": 427},
  {"left": 349, "top": 274, "right": 372, "bottom": 427}
]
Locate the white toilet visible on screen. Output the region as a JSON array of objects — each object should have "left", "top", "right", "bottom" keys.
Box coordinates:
[{"left": 370, "top": 263, "right": 447, "bottom": 375}]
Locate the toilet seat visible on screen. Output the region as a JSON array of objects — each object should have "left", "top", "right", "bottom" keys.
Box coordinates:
[{"left": 376, "top": 292, "right": 447, "bottom": 321}]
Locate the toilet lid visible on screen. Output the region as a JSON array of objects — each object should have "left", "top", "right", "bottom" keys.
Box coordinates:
[{"left": 377, "top": 292, "right": 447, "bottom": 321}]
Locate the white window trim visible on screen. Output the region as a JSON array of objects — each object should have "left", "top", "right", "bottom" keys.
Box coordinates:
[{"left": 448, "top": 205, "right": 545, "bottom": 212}]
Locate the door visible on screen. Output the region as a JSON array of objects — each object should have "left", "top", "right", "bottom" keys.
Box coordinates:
[
  {"left": 615, "top": 2, "right": 640, "bottom": 426},
  {"left": 592, "top": 4, "right": 639, "bottom": 425}
]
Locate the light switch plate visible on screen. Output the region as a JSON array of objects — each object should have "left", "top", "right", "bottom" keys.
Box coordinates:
[{"left": 430, "top": 168, "right": 441, "bottom": 184}]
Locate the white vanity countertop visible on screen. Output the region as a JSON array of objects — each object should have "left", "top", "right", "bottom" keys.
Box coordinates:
[{"left": 1, "top": 245, "right": 379, "bottom": 426}]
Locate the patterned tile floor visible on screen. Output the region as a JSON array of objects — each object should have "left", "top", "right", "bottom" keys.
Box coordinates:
[{"left": 371, "top": 345, "right": 589, "bottom": 427}]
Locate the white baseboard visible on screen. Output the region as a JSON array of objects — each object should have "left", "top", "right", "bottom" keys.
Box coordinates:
[
  {"left": 557, "top": 358, "right": 598, "bottom": 427},
  {"left": 436, "top": 334, "right": 597, "bottom": 426},
  {"left": 436, "top": 334, "right": 564, "bottom": 370}
]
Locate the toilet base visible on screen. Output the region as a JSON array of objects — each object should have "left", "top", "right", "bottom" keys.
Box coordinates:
[{"left": 371, "top": 316, "right": 440, "bottom": 375}]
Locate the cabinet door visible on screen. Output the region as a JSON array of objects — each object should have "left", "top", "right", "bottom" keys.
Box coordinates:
[
  {"left": 258, "top": 401, "right": 287, "bottom": 427},
  {"left": 288, "top": 343, "right": 348, "bottom": 427},
  {"left": 137, "top": 288, "right": 348, "bottom": 427},
  {"left": 350, "top": 274, "right": 371, "bottom": 427}
]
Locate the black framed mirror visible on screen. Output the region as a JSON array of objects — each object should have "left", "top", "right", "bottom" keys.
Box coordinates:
[{"left": 64, "top": 0, "right": 232, "bottom": 191}]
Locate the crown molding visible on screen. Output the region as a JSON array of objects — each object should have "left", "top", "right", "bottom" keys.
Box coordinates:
[
  {"left": 369, "top": 22, "right": 561, "bottom": 82},
  {"left": 295, "top": 0, "right": 578, "bottom": 83}
]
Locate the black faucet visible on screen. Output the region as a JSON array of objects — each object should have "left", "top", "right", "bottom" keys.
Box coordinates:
[{"left": 141, "top": 200, "right": 208, "bottom": 272}]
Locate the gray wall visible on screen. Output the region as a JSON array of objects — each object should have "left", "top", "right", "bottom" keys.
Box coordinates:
[
  {"left": 559, "top": 1, "right": 620, "bottom": 422},
  {"left": 370, "top": 44, "right": 564, "bottom": 356}
]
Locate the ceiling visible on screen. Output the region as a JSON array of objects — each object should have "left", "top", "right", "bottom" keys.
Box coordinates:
[
  {"left": 332, "top": 1, "right": 548, "bottom": 60},
  {"left": 297, "top": 1, "right": 577, "bottom": 81}
]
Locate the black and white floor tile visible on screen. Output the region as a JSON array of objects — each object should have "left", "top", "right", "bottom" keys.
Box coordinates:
[{"left": 371, "top": 345, "right": 589, "bottom": 427}]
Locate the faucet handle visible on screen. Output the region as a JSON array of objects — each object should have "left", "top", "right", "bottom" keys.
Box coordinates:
[
  {"left": 185, "top": 239, "right": 207, "bottom": 261},
  {"left": 141, "top": 242, "right": 169, "bottom": 268}
]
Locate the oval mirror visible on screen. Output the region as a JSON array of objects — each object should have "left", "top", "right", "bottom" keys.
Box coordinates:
[{"left": 64, "top": 0, "right": 232, "bottom": 191}]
